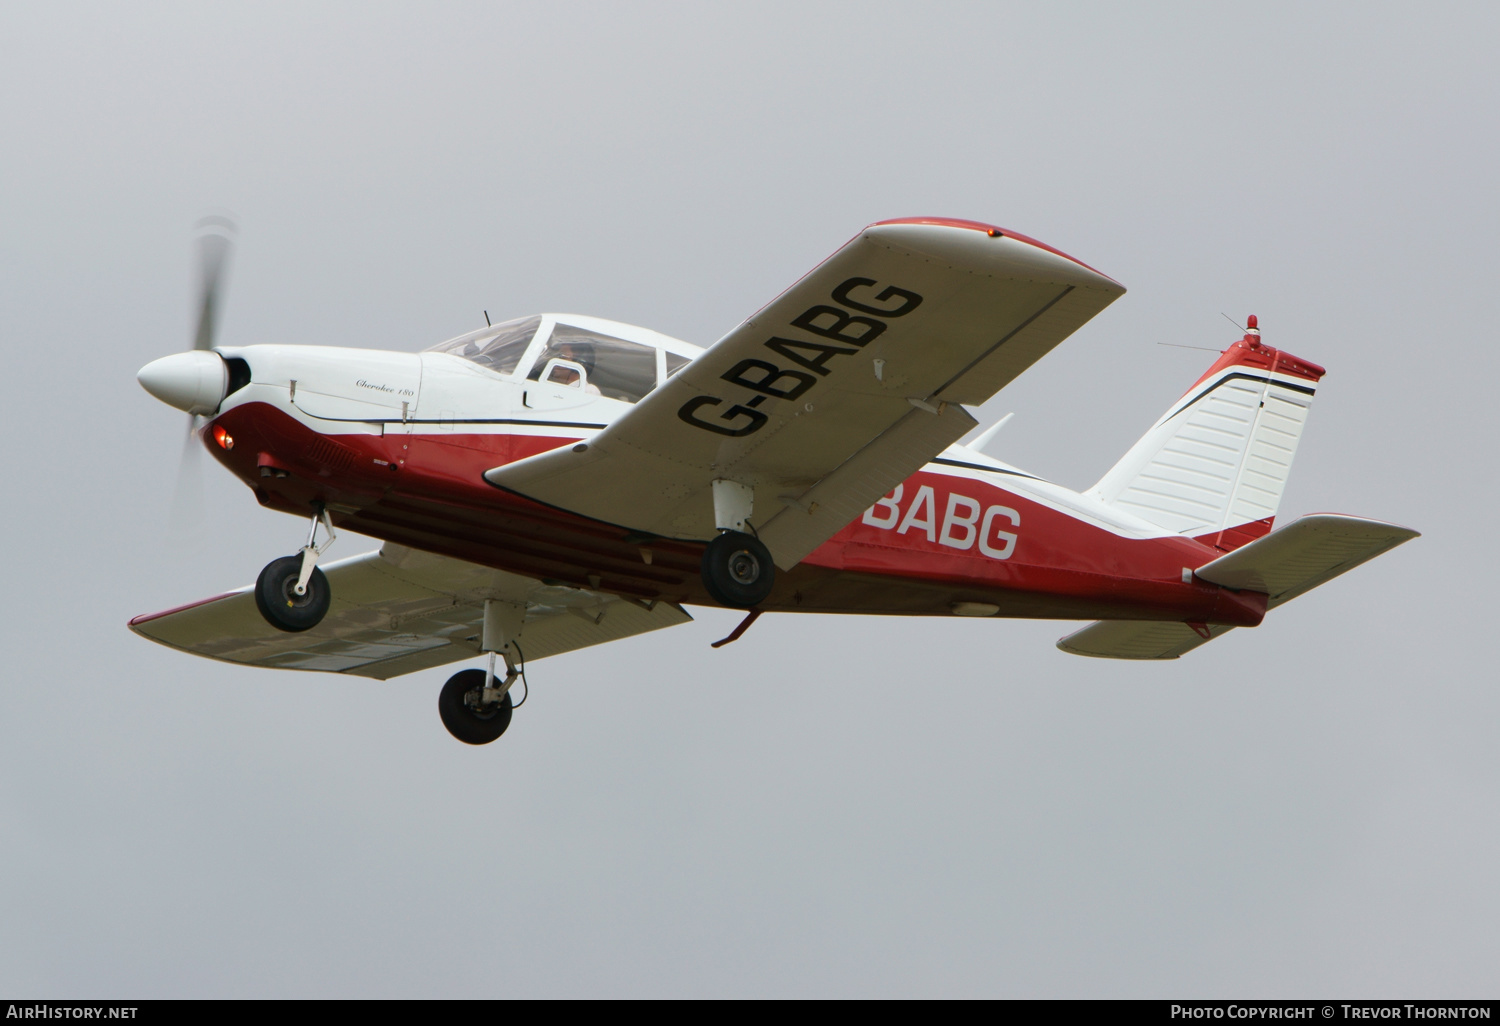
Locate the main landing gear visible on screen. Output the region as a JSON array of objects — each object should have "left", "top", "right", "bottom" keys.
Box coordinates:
[
  {"left": 254, "top": 504, "right": 336, "bottom": 633},
  {"left": 439, "top": 599, "right": 525, "bottom": 745},
  {"left": 438, "top": 663, "right": 517, "bottom": 745},
  {"left": 701, "top": 530, "right": 775, "bottom": 609},
  {"left": 700, "top": 479, "right": 775, "bottom": 609}
]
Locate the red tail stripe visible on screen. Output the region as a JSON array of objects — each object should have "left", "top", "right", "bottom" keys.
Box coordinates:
[{"left": 1188, "top": 337, "right": 1327, "bottom": 392}]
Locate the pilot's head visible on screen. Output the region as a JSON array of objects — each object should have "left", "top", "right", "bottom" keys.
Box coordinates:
[{"left": 556, "top": 339, "right": 595, "bottom": 372}]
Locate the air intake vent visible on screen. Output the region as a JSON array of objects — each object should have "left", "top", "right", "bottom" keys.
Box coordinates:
[
  {"left": 224, "top": 356, "right": 252, "bottom": 396},
  {"left": 304, "top": 436, "right": 361, "bottom": 473}
]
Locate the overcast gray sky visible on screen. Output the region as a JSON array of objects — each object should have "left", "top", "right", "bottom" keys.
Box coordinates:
[{"left": 2, "top": 1, "right": 1496, "bottom": 998}]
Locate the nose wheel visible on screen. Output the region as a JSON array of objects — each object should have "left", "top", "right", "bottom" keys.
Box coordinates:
[
  {"left": 255, "top": 555, "right": 331, "bottom": 632},
  {"left": 701, "top": 530, "right": 775, "bottom": 608},
  {"left": 254, "top": 503, "right": 337, "bottom": 632}
]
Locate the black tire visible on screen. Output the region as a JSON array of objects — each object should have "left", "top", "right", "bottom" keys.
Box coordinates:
[
  {"left": 701, "top": 530, "right": 775, "bottom": 609},
  {"left": 254, "top": 554, "right": 331, "bottom": 633},
  {"left": 438, "top": 669, "right": 513, "bottom": 745}
]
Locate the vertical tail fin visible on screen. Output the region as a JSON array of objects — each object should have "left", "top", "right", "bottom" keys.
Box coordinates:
[{"left": 1087, "top": 317, "right": 1326, "bottom": 550}]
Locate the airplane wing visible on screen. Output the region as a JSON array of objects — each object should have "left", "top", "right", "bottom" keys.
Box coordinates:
[
  {"left": 129, "top": 545, "right": 693, "bottom": 679},
  {"left": 486, "top": 218, "right": 1124, "bottom": 568}
]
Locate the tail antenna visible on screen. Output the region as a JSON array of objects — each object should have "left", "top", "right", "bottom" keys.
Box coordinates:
[{"left": 1220, "top": 312, "right": 1262, "bottom": 349}]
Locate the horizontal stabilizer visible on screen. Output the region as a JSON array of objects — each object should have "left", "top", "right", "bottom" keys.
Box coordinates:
[
  {"left": 1057, "top": 619, "right": 1235, "bottom": 660},
  {"left": 1057, "top": 513, "right": 1418, "bottom": 660},
  {"left": 1193, "top": 513, "right": 1419, "bottom": 608},
  {"left": 130, "top": 545, "right": 692, "bottom": 679}
]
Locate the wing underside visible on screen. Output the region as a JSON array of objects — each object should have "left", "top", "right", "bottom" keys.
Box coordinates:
[{"left": 130, "top": 545, "right": 693, "bottom": 680}]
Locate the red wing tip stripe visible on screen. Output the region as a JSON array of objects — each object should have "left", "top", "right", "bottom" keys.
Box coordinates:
[
  {"left": 129, "top": 589, "right": 246, "bottom": 627},
  {"left": 870, "top": 217, "right": 1120, "bottom": 284}
]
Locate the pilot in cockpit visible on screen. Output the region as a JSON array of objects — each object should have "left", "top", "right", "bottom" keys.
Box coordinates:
[{"left": 548, "top": 339, "right": 603, "bottom": 395}]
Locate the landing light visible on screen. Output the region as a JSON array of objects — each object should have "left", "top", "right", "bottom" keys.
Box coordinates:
[{"left": 213, "top": 425, "right": 234, "bottom": 450}]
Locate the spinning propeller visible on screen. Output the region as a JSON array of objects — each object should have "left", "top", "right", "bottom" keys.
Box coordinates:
[
  {"left": 191, "top": 216, "right": 235, "bottom": 354},
  {"left": 138, "top": 216, "right": 238, "bottom": 523}
]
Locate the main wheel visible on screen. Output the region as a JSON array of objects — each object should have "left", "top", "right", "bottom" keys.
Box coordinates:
[
  {"left": 254, "top": 554, "right": 331, "bottom": 633},
  {"left": 701, "top": 530, "right": 775, "bottom": 609},
  {"left": 438, "top": 669, "right": 514, "bottom": 745}
]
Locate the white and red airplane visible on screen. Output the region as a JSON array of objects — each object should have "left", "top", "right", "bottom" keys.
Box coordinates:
[{"left": 132, "top": 217, "right": 1417, "bottom": 744}]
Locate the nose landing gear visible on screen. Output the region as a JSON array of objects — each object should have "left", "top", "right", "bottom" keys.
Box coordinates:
[
  {"left": 254, "top": 504, "right": 336, "bottom": 633},
  {"left": 254, "top": 555, "right": 331, "bottom": 632}
]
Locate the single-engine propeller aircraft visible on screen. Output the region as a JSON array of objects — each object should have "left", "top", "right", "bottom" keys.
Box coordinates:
[{"left": 133, "top": 217, "right": 1418, "bottom": 744}]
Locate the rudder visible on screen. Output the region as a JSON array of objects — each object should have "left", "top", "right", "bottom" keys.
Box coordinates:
[{"left": 1087, "top": 316, "right": 1325, "bottom": 549}]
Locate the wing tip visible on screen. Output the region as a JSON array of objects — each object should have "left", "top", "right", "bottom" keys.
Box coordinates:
[
  {"left": 869, "top": 216, "right": 1124, "bottom": 289},
  {"left": 128, "top": 589, "right": 245, "bottom": 630}
]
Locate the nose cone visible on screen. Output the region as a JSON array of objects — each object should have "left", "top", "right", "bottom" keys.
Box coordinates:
[{"left": 137, "top": 351, "right": 228, "bottom": 415}]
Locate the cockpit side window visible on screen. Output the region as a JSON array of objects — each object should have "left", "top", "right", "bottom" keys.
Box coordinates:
[
  {"left": 424, "top": 315, "right": 542, "bottom": 377},
  {"left": 664, "top": 351, "right": 692, "bottom": 378},
  {"left": 528, "top": 324, "right": 658, "bottom": 403}
]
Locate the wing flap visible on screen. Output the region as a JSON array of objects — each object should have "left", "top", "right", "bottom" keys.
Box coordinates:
[
  {"left": 130, "top": 545, "right": 692, "bottom": 680},
  {"left": 758, "top": 401, "right": 977, "bottom": 568},
  {"left": 487, "top": 220, "right": 1123, "bottom": 564}
]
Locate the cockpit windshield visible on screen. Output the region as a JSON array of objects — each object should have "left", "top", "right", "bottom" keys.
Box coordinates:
[
  {"left": 527, "top": 323, "right": 658, "bottom": 403},
  {"left": 427, "top": 314, "right": 697, "bottom": 405},
  {"left": 424, "top": 315, "right": 541, "bottom": 376}
]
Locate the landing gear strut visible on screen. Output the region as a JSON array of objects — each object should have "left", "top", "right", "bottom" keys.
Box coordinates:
[
  {"left": 254, "top": 504, "right": 336, "bottom": 632},
  {"left": 701, "top": 479, "right": 775, "bottom": 609}
]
